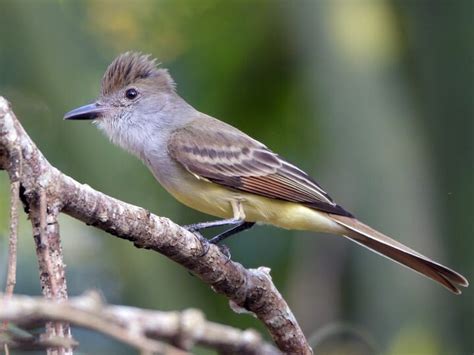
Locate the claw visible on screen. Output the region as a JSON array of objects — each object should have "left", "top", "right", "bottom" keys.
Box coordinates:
[
  {"left": 182, "top": 221, "right": 255, "bottom": 260},
  {"left": 216, "top": 243, "right": 232, "bottom": 262},
  {"left": 183, "top": 226, "right": 210, "bottom": 257},
  {"left": 194, "top": 232, "right": 210, "bottom": 257},
  {"left": 198, "top": 239, "right": 210, "bottom": 257}
]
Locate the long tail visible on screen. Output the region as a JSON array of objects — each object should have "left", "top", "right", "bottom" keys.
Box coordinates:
[{"left": 328, "top": 214, "right": 469, "bottom": 294}]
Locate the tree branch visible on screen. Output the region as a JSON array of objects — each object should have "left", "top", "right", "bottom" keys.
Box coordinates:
[
  {"left": 0, "top": 291, "right": 279, "bottom": 354},
  {"left": 0, "top": 96, "right": 311, "bottom": 354},
  {"left": 2, "top": 147, "right": 20, "bottom": 355},
  {"left": 4, "top": 160, "right": 20, "bottom": 297},
  {"left": 29, "top": 189, "right": 72, "bottom": 354}
]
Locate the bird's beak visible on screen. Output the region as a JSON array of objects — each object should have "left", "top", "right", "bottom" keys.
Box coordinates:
[{"left": 63, "top": 102, "right": 107, "bottom": 120}]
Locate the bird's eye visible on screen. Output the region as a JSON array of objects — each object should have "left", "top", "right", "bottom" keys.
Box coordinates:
[{"left": 125, "top": 88, "right": 138, "bottom": 100}]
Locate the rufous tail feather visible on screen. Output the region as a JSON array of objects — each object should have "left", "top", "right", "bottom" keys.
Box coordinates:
[{"left": 328, "top": 214, "right": 469, "bottom": 294}]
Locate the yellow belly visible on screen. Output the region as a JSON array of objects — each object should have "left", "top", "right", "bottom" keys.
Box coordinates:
[{"left": 166, "top": 177, "right": 345, "bottom": 235}]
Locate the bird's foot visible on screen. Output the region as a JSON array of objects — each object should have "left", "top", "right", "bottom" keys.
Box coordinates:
[
  {"left": 197, "top": 235, "right": 231, "bottom": 260},
  {"left": 183, "top": 226, "right": 209, "bottom": 256},
  {"left": 183, "top": 225, "right": 232, "bottom": 260},
  {"left": 216, "top": 243, "right": 232, "bottom": 262}
]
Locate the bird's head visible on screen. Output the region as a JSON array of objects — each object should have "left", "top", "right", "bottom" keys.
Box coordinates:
[{"left": 64, "top": 52, "right": 178, "bottom": 148}]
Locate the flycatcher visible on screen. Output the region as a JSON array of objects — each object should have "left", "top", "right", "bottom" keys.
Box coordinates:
[{"left": 64, "top": 52, "right": 468, "bottom": 294}]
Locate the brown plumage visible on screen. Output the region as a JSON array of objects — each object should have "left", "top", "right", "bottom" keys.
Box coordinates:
[
  {"left": 168, "top": 123, "right": 352, "bottom": 216},
  {"left": 329, "top": 214, "right": 468, "bottom": 294}
]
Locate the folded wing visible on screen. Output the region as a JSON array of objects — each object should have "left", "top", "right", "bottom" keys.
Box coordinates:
[{"left": 168, "top": 121, "right": 352, "bottom": 216}]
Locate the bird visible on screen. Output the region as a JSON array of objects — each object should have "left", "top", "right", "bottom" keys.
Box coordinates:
[{"left": 64, "top": 52, "right": 468, "bottom": 294}]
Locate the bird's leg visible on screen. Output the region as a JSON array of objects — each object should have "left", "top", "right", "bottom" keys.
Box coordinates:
[
  {"left": 184, "top": 218, "right": 244, "bottom": 258},
  {"left": 185, "top": 200, "right": 252, "bottom": 258},
  {"left": 191, "top": 221, "right": 255, "bottom": 259},
  {"left": 184, "top": 200, "right": 246, "bottom": 233},
  {"left": 208, "top": 221, "right": 255, "bottom": 244},
  {"left": 183, "top": 217, "right": 242, "bottom": 233}
]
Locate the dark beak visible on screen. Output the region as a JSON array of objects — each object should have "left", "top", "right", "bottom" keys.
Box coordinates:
[{"left": 64, "top": 102, "right": 107, "bottom": 120}]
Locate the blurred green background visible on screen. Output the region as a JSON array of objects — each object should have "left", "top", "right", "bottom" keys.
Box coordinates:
[{"left": 0, "top": 1, "right": 472, "bottom": 354}]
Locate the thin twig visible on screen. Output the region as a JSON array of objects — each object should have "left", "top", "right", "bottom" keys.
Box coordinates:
[
  {"left": 2, "top": 181, "right": 19, "bottom": 355},
  {"left": 38, "top": 188, "right": 59, "bottom": 297},
  {"left": 30, "top": 190, "right": 71, "bottom": 355},
  {"left": 2, "top": 141, "right": 22, "bottom": 355},
  {"left": 5, "top": 181, "right": 19, "bottom": 297}
]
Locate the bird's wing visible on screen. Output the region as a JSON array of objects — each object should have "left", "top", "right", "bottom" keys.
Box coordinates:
[{"left": 168, "top": 121, "right": 352, "bottom": 216}]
